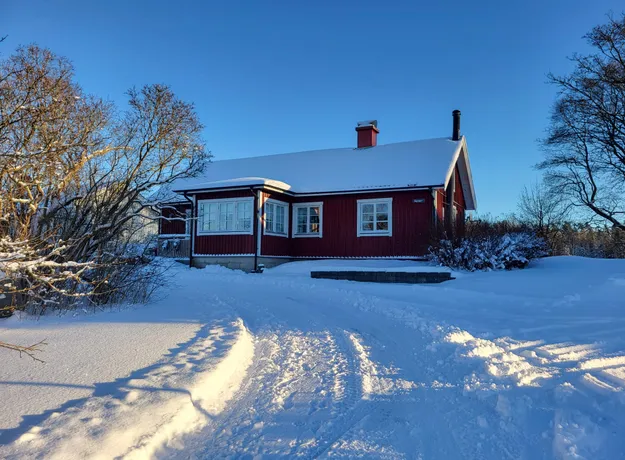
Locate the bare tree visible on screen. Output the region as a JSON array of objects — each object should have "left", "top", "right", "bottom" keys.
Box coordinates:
[
  {"left": 0, "top": 45, "right": 209, "bottom": 318},
  {"left": 518, "top": 182, "right": 570, "bottom": 235},
  {"left": 539, "top": 13, "right": 625, "bottom": 229}
]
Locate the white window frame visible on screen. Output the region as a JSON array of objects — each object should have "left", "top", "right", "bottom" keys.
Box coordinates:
[
  {"left": 357, "top": 198, "right": 392, "bottom": 237},
  {"left": 197, "top": 197, "right": 254, "bottom": 236},
  {"left": 292, "top": 202, "right": 323, "bottom": 238},
  {"left": 264, "top": 198, "right": 289, "bottom": 238}
]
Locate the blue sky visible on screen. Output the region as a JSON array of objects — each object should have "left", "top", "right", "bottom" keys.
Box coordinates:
[{"left": 2, "top": 1, "right": 623, "bottom": 216}]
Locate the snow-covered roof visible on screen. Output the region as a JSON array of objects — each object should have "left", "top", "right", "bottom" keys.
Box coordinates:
[
  {"left": 146, "top": 184, "right": 188, "bottom": 205},
  {"left": 182, "top": 177, "right": 292, "bottom": 191},
  {"left": 171, "top": 136, "right": 476, "bottom": 209}
]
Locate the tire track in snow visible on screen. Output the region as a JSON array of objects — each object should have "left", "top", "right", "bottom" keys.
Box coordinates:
[{"left": 176, "top": 326, "right": 364, "bottom": 458}]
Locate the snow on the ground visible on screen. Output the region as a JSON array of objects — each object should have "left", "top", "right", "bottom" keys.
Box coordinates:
[{"left": 1, "top": 256, "right": 625, "bottom": 459}]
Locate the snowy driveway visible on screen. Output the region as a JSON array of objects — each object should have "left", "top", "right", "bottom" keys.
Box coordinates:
[{"left": 1, "top": 257, "right": 625, "bottom": 459}]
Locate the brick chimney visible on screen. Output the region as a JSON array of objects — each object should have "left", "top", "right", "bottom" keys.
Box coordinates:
[
  {"left": 452, "top": 110, "right": 461, "bottom": 141},
  {"left": 355, "top": 120, "right": 379, "bottom": 148}
]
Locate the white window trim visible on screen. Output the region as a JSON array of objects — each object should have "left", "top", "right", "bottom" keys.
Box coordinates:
[
  {"left": 197, "top": 197, "right": 254, "bottom": 236},
  {"left": 264, "top": 198, "right": 289, "bottom": 238},
  {"left": 292, "top": 202, "right": 323, "bottom": 238},
  {"left": 357, "top": 198, "right": 393, "bottom": 237}
]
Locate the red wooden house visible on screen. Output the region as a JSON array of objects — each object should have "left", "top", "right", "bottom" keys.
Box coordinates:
[{"left": 157, "top": 110, "right": 476, "bottom": 271}]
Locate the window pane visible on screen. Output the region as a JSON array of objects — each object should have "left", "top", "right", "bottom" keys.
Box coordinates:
[
  {"left": 227, "top": 203, "right": 235, "bottom": 231},
  {"left": 376, "top": 203, "right": 388, "bottom": 213},
  {"left": 296, "top": 207, "right": 307, "bottom": 232},
  {"left": 310, "top": 207, "right": 320, "bottom": 225},
  {"left": 198, "top": 204, "right": 205, "bottom": 231},
  {"left": 236, "top": 202, "right": 251, "bottom": 231},
  {"left": 362, "top": 213, "right": 374, "bottom": 222},
  {"left": 376, "top": 213, "right": 388, "bottom": 222},
  {"left": 362, "top": 222, "right": 374, "bottom": 231},
  {"left": 276, "top": 205, "right": 285, "bottom": 233},
  {"left": 376, "top": 221, "right": 388, "bottom": 231},
  {"left": 362, "top": 204, "right": 374, "bottom": 213},
  {"left": 310, "top": 207, "right": 320, "bottom": 232},
  {"left": 218, "top": 204, "right": 226, "bottom": 231},
  {"left": 276, "top": 205, "right": 284, "bottom": 222},
  {"left": 265, "top": 203, "right": 274, "bottom": 232}
]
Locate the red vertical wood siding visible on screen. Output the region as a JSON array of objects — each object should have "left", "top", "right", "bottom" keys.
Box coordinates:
[
  {"left": 160, "top": 204, "right": 191, "bottom": 235},
  {"left": 183, "top": 179, "right": 468, "bottom": 258},
  {"left": 290, "top": 190, "right": 433, "bottom": 257},
  {"left": 193, "top": 189, "right": 256, "bottom": 255},
  {"left": 260, "top": 191, "right": 293, "bottom": 257}
]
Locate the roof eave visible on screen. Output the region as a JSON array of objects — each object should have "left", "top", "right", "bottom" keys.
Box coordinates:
[{"left": 172, "top": 183, "right": 444, "bottom": 197}]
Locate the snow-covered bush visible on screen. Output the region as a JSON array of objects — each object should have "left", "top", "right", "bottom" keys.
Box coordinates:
[{"left": 429, "top": 233, "right": 548, "bottom": 271}]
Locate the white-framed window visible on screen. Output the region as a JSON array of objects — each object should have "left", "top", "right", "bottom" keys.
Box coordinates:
[
  {"left": 264, "top": 199, "right": 289, "bottom": 237},
  {"left": 197, "top": 197, "right": 253, "bottom": 235},
  {"left": 293, "top": 202, "right": 322, "bottom": 237},
  {"left": 357, "top": 198, "right": 392, "bottom": 237}
]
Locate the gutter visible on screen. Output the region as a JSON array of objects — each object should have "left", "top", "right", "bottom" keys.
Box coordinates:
[{"left": 183, "top": 192, "right": 194, "bottom": 268}]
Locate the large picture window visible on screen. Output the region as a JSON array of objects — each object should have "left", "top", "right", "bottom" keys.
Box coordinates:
[
  {"left": 197, "top": 198, "right": 253, "bottom": 235},
  {"left": 293, "top": 202, "right": 322, "bottom": 237},
  {"left": 357, "top": 198, "right": 392, "bottom": 236},
  {"left": 265, "top": 199, "right": 289, "bottom": 236}
]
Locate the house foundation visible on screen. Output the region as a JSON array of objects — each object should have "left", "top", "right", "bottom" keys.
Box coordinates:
[{"left": 191, "top": 256, "right": 292, "bottom": 272}]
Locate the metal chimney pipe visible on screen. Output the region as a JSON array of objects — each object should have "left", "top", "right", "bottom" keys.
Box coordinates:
[{"left": 452, "top": 110, "right": 461, "bottom": 141}]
